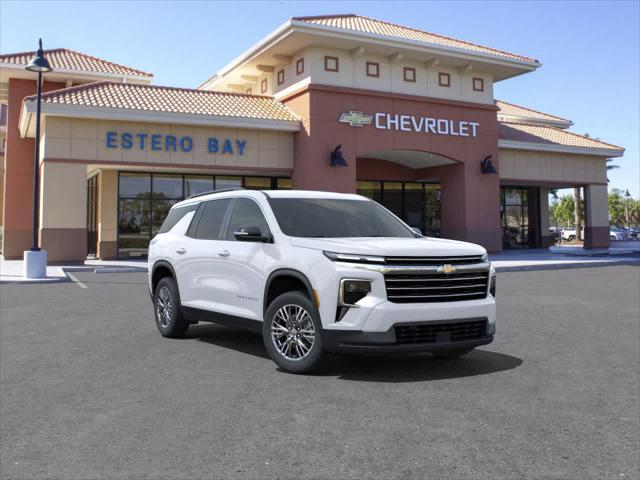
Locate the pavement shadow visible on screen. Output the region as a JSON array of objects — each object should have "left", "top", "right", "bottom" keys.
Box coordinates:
[{"left": 188, "top": 324, "right": 522, "bottom": 382}]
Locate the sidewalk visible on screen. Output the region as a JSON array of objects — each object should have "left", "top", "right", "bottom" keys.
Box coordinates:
[{"left": 1, "top": 250, "right": 638, "bottom": 284}]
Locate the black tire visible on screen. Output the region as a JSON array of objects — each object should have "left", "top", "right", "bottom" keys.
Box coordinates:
[
  {"left": 263, "top": 291, "right": 325, "bottom": 374},
  {"left": 153, "top": 276, "right": 189, "bottom": 338},
  {"left": 431, "top": 347, "right": 475, "bottom": 359},
  {"left": 567, "top": 235, "right": 575, "bottom": 242}
]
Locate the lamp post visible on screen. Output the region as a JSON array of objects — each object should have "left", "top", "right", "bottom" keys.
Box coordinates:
[
  {"left": 23, "top": 39, "right": 52, "bottom": 279},
  {"left": 624, "top": 189, "right": 631, "bottom": 230}
]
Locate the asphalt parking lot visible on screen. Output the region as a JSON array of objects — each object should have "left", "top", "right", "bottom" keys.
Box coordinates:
[{"left": 1, "top": 266, "right": 639, "bottom": 480}]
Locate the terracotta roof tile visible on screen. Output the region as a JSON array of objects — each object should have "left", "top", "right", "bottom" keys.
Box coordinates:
[
  {"left": 496, "top": 100, "right": 571, "bottom": 126},
  {"left": 27, "top": 82, "right": 299, "bottom": 122},
  {"left": 293, "top": 14, "right": 538, "bottom": 64},
  {"left": 0, "top": 48, "right": 152, "bottom": 77},
  {"left": 499, "top": 122, "right": 623, "bottom": 153}
]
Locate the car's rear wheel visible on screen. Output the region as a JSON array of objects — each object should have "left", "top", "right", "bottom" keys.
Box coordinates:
[
  {"left": 432, "top": 347, "right": 475, "bottom": 359},
  {"left": 263, "top": 291, "right": 325, "bottom": 373},
  {"left": 154, "top": 277, "right": 189, "bottom": 338}
]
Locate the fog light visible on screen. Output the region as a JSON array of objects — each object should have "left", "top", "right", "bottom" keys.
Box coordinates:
[{"left": 339, "top": 279, "right": 371, "bottom": 306}]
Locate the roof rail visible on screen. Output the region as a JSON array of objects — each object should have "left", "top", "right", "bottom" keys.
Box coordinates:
[{"left": 186, "top": 187, "right": 245, "bottom": 200}]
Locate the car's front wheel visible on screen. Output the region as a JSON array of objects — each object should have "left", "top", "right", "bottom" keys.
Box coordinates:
[
  {"left": 263, "top": 291, "right": 325, "bottom": 373},
  {"left": 153, "top": 276, "right": 189, "bottom": 338}
]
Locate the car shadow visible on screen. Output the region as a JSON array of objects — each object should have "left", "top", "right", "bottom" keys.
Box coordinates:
[{"left": 187, "top": 323, "right": 523, "bottom": 383}]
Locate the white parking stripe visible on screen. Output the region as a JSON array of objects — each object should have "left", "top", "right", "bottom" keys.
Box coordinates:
[{"left": 67, "top": 272, "right": 88, "bottom": 289}]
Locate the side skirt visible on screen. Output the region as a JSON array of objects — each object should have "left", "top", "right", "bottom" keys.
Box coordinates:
[{"left": 182, "top": 306, "right": 263, "bottom": 335}]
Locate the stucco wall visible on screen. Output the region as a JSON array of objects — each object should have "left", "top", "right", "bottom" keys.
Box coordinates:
[
  {"left": 499, "top": 148, "right": 607, "bottom": 184},
  {"left": 42, "top": 117, "right": 294, "bottom": 171},
  {"left": 273, "top": 46, "right": 494, "bottom": 105}
]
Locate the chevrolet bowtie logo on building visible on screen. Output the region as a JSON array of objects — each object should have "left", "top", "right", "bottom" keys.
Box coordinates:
[
  {"left": 437, "top": 264, "right": 457, "bottom": 274},
  {"left": 338, "top": 111, "right": 373, "bottom": 127}
]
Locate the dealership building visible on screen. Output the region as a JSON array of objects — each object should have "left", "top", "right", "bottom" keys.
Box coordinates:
[{"left": 0, "top": 14, "right": 624, "bottom": 261}]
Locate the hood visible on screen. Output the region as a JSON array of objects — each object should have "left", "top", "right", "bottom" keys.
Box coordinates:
[{"left": 289, "top": 236, "right": 486, "bottom": 257}]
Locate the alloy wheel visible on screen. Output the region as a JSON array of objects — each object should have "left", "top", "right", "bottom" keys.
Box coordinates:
[
  {"left": 271, "top": 304, "right": 315, "bottom": 361},
  {"left": 156, "top": 286, "right": 173, "bottom": 328}
]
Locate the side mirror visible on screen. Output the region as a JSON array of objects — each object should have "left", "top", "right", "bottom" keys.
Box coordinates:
[{"left": 233, "top": 226, "right": 271, "bottom": 243}]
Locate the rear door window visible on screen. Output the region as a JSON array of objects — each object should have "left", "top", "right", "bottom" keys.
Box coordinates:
[{"left": 193, "top": 199, "right": 231, "bottom": 240}]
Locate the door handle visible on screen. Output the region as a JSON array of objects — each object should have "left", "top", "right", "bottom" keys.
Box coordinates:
[
  {"left": 217, "top": 250, "right": 230, "bottom": 257},
  {"left": 176, "top": 248, "right": 187, "bottom": 255}
]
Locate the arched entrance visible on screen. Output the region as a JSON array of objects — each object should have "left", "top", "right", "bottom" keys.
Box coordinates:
[{"left": 356, "top": 150, "right": 458, "bottom": 236}]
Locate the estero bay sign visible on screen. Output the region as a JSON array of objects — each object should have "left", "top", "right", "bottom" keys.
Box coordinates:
[
  {"left": 105, "top": 131, "right": 248, "bottom": 155},
  {"left": 339, "top": 111, "right": 480, "bottom": 137}
]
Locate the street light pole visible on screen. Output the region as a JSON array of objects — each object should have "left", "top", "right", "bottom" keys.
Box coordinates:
[
  {"left": 625, "top": 189, "right": 631, "bottom": 229},
  {"left": 23, "top": 39, "right": 52, "bottom": 279}
]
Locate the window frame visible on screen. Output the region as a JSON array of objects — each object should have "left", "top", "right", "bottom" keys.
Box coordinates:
[
  {"left": 260, "top": 78, "right": 268, "bottom": 94},
  {"left": 403, "top": 67, "right": 416, "bottom": 83},
  {"left": 366, "top": 61, "right": 380, "bottom": 78},
  {"left": 324, "top": 55, "right": 339, "bottom": 72},
  {"left": 296, "top": 58, "right": 304, "bottom": 75},
  {"left": 277, "top": 69, "right": 285, "bottom": 85},
  {"left": 472, "top": 77, "right": 484, "bottom": 92},
  {"left": 438, "top": 72, "right": 451, "bottom": 87}
]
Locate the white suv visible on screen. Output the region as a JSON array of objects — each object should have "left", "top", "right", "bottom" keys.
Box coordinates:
[{"left": 148, "top": 189, "right": 496, "bottom": 373}]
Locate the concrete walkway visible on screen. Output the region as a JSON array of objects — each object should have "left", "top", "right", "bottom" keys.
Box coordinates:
[{"left": 1, "top": 250, "right": 638, "bottom": 284}]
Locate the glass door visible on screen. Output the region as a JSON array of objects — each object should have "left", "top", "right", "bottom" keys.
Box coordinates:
[{"left": 86, "top": 175, "right": 99, "bottom": 257}]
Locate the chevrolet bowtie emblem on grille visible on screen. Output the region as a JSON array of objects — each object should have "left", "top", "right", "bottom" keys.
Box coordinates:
[
  {"left": 338, "top": 111, "right": 373, "bottom": 127},
  {"left": 437, "top": 264, "right": 457, "bottom": 274}
]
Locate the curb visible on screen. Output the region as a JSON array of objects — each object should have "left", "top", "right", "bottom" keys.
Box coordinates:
[{"left": 494, "top": 259, "right": 640, "bottom": 273}]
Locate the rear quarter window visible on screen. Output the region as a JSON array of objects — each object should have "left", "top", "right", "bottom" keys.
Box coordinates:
[{"left": 158, "top": 203, "right": 199, "bottom": 234}]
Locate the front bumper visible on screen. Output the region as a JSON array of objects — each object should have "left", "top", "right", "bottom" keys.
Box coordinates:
[{"left": 322, "top": 317, "right": 494, "bottom": 354}]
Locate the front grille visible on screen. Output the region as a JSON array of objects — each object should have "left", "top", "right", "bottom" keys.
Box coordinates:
[
  {"left": 384, "top": 271, "right": 489, "bottom": 303},
  {"left": 385, "top": 255, "right": 484, "bottom": 266},
  {"left": 395, "top": 320, "right": 487, "bottom": 345}
]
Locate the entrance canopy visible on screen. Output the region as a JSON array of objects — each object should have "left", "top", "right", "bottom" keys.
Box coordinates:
[{"left": 358, "top": 149, "right": 457, "bottom": 169}]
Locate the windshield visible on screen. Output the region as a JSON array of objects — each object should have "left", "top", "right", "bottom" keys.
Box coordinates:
[{"left": 268, "top": 198, "right": 415, "bottom": 238}]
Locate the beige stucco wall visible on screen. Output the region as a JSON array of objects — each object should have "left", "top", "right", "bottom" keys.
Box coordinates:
[
  {"left": 272, "top": 46, "right": 494, "bottom": 104},
  {"left": 499, "top": 148, "right": 607, "bottom": 184},
  {"left": 585, "top": 184, "right": 609, "bottom": 228},
  {"left": 42, "top": 117, "right": 294, "bottom": 170},
  {"left": 39, "top": 161, "right": 86, "bottom": 229},
  {"left": 98, "top": 169, "right": 118, "bottom": 244}
]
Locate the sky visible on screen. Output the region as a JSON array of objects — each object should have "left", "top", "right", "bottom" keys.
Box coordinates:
[{"left": 1, "top": 0, "right": 638, "bottom": 197}]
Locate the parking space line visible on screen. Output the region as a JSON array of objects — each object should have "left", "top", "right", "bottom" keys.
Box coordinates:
[{"left": 66, "top": 272, "right": 88, "bottom": 289}]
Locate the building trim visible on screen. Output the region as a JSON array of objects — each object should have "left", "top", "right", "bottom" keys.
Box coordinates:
[
  {"left": 498, "top": 140, "right": 623, "bottom": 158},
  {"left": 19, "top": 101, "right": 301, "bottom": 138},
  {"left": 497, "top": 114, "right": 573, "bottom": 129},
  {"left": 199, "top": 19, "right": 540, "bottom": 89},
  {"left": 277, "top": 82, "right": 500, "bottom": 111},
  {"left": 43, "top": 157, "right": 294, "bottom": 174},
  {"left": 0, "top": 62, "right": 151, "bottom": 83},
  {"left": 499, "top": 178, "right": 608, "bottom": 187}
]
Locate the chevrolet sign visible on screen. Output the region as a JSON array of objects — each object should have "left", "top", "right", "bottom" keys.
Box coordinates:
[{"left": 338, "top": 111, "right": 373, "bottom": 127}]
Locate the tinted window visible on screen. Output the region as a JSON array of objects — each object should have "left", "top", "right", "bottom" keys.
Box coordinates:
[
  {"left": 269, "top": 198, "right": 414, "bottom": 238},
  {"left": 158, "top": 203, "right": 199, "bottom": 234},
  {"left": 227, "top": 199, "right": 269, "bottom": 240},
  {"left": 193, "top": 199, "right": 231, "bottom": 240}
]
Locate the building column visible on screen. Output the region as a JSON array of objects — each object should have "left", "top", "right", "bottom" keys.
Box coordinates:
[
  {"left": 584, "top": 184, "right": 610, "bottom": 249},
  {"left": 98, "top": 170, "right": 118, "bottom": 259},
  {"left": 39, "top": 161, "right": 87, "bottom": 262},
  {"left": 539, "top": 187, "right": 553, "bottom": 247},
  {"left": 427, "top": 161, "right": 502, "bottom": 252}
]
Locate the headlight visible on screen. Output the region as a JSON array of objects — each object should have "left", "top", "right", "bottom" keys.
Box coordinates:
[
  {"left": 339, "top": 279, "right": 372, "bottom": 307},
  {"left": 490, "top": 273, "right": 496, "bottom": 297},
  {"left": 323, "top": 251, "right": 385, "bottom": 264}
]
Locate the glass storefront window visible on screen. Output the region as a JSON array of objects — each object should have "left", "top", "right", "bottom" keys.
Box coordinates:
[
  {"left": 119, "top": 173, "right": 151, "bottom": 197},
  {"left": 184, "top": 175, "right": 214, "bottom": 197},
  {"left": 215, "top": 176, "right": 242, "bottom": 190},
  {"left": 356, "top": 181, "right": 382, "bottom": 203},
  {"left": 501, "top": 186, "right": 538, "bottom": 248},
  {"left": 383, "top": 182, "right": 403, "bottom": 218},
  {"left": 277, "top": 178, "right": 292, "bottom": 190},
  {"left": 152, "top": 174, "right": 183, "bottom": 199},
  {"left": 404, "top": 183, "right": 424, "bottom": 230},
  {"left": 244, "top": 177, "right": 272, "bottom": 190},
  {"left": 117, "top": 173, "right": 290, "bottom": 258}
]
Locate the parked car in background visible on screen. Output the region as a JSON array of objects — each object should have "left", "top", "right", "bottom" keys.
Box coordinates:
[
  {"left": 561, "top": 228, "right": 584, "bottom": 242},
  {"left": 610, "top": 227, "right": 629, "bottom": 241}
]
